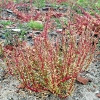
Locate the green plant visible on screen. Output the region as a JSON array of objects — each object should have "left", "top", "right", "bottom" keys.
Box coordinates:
[
  {"left": 77, "top": 0, "right": 89, "bottom": 6},
  {"left": 0, "top": 20, "right": 13, "bottom": 27},
  {"left": 95, "top": 0, "right": 100, "bottom": 8},
  {"left": 4, "top": 28, "right": 27, "bottom": 45},
  {"left": 27, "top": 20, "right": 44, "bottom": 30},
  {"left": 17, "top": 23, "right": 28, "bottom": 40},
  {"left": 19, "top": 30, "right": 26, "bottom": 40},
  {"left": 53, "top": 17, "right": 68, "bottom": 29},
  {"left": 4, "top": 30, "right": 18, "bottom": 45},
  {"left": 51, "top": 2, "right": 60, "bottom": 9},
  {"left": 54, "top": 18, "right": 62, "bottom": 28},
  {"left": 14, "top": 0, "right": 20, "bottom": 3},
  {"left": 77, "top": 0, "right": 100, "bottom": 14},
  {"left": 3, "top": 11, "right": 98, "bottom": 98},
  {"left": 34, "top": 0, "right": 45, "bottom": 8}
]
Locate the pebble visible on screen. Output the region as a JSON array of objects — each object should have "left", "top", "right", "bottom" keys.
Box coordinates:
[
  {"left": 96, "top": 93, "right": 100, "bottom": 98},
  {"left": 11, "top": 29, "right": 21, "bottom": 32},
  {"left": 76, "top": 76, "right": 89, "bottom": 85}
]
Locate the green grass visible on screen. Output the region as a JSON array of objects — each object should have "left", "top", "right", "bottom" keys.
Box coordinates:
[
  {"left": 0, "top": 20, "right": 13, "bottom": 27},
  {"left": 27, "top": 20, "right": 44, "bottom": 30}
]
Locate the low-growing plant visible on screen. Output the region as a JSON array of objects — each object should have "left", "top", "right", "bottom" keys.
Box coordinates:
[
  {"left": 4, "top": 30, "right": 18, "bottom": 45},
  {"left": 0, "top": 1, "right": 41, "bottom": 22},
  {"left": 27, "top": 20, "right": 44, "bottom": 30},
  {"left": 76, "top": 0, "right": 100, "bottom": 14},
  {"left": 95, "top": 0, "right": 100, "bottom": 8},
  {"left": 3, "top": 10, "right": 99, "bottom": 98},
  {"left": 17, "top": 23, "right": 29, "bottom": 40},
  {"left": 77, "top": 0, "right": 89, "bottom": 6},
  {"left": 0, "top": 20, "right": 13, "bottom": 27},
  {"left": 54, "top": 18, "right": 62, "bottom": 28},
  {"left": 4, "top": 28, "right": 27, "bottom": 45},
  {"left": 34, "top": 0, "right": 46, "bottom": 8}
]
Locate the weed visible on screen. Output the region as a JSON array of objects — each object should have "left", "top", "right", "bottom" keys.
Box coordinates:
[
  {"left": 27, "top": 20, "right": 44, "bottom": 30},
  {"left": 3, "top": 11, "right": 98, "bottom": 98},
  {"left": 34, "top": 0, "right": 46, "bottom": 8},
  {"left": 0, "top": 20, "right": 13, "bottom": 27}
]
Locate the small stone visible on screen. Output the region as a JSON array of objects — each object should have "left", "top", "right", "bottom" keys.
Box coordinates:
[
  {"left": 45, "top": 4, "right": 52, "bottom": 7},
  {"left": 7, "top": 97, "right": 14, "bottom": 100},
  {"left": 76, "top": 76, "right": 89, "bottom": 85},
  {"left": 42, "top": 7, "right": 49, "bottom": 11},
  {"left": 6, "top": 9, "right": 13, "bottom": 13},
  {"left": 6, "top": 26, "right": 11, "bottom": 28},
  {"left": 0, "top": 24, "right": 3, "bottom": 28},
  {"left": 11, "top": 29, "right": 21, "bottom": 32},
  {"left": 96, "top": 93, "right": 100, "bottom": 98},
  {"left": 34, "top": 31, "right": 41, "bottom": 35},
  {"left": 93, "top": 85, "right": 96, "bottom": 88},
  {"left": 16, "top": 89, "right": 20, "bottom": 93},
  {"left": 27, "top": 33, "right": 33, "bottom": 39},
  {"left": 17, "top": 83, "right": 25, "bottom": 89},
  {"left": 56, "top": 29, "right": 62, "bottom": 33},
  {"left": 49, "top": 32, "right": 57, "bottom": 37}
]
